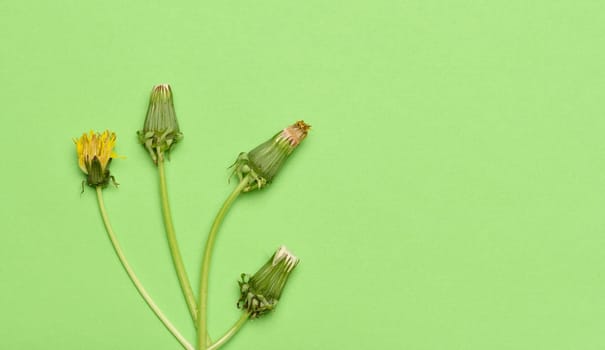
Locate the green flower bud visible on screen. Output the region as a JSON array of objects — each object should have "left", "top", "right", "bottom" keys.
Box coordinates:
[
  {"left": 138, "top": 84, "right": 183, "bottom": 164},
  {"left": 237, "top": 246, "right": 299, "bottom": 318},
  {"left": 232, "top": 120, "right": 310, "bottom": 192}
]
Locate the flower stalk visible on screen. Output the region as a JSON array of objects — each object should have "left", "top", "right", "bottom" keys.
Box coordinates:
[
  {"left": 197, "top": 175, "right": 251, "bottom": 350},
  {"left": 207, "top": 312, "right": 250, "bottom": 350},
  {"left": 158, "top": 158, "right": 199, "bottom": 325},
  {"left": 197, "top": 120, "right": 310, "bottom": 350},
  {"left": 138, "top": 84, "right": 199, "bottom": 327},
  {"left": 95, "top": 187, "right": 194, "bottom": 350},
  {"left": 75, "top": 130, "right": 192, "bottom": 349}
]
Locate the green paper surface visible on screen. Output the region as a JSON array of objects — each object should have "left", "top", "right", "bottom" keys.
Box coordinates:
[{"left": 1, "top": 1, "right": 605, "bottom": 349}]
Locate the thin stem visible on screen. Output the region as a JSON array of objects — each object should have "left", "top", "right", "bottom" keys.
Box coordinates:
[
  {"left": 158, "top": 159, "right": 198, "bottom": 325},
  {"left": 95, "top": 186, "right": 194, "bottom": 350},
  {"left": 208, "top": 312, "right": 250, "bottom": 350},
  {"left": 197, "top": 176, "right": 250, "bottom": 350}
]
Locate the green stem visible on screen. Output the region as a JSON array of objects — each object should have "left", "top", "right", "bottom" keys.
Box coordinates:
[
  {"left": 208, "top": 312, "right": 250, "bottom": 350},
  {"left": 95, "top": 186, "right": 194, "bottom": 350},
  {"left": 158, "top": 159, "right": 198, "bottom": 325},
  {"left": 197, "top": 176, "right": 250, "bottom": 350}
]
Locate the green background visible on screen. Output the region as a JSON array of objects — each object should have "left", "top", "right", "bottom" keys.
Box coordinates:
[{"left": 1, "top": 0, "right": 605, "bottom": 349}]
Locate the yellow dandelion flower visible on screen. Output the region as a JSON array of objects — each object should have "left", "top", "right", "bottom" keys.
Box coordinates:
[{"left": 74, "top": 130, "right": 121, "bottom": 187}]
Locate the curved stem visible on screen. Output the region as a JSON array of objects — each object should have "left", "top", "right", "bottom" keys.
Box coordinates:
[
  {"left": 197, "top": 176, "right": 250, "bottom": 350},
  {"left": 95, "top": 186, "right": 194, "bottom": 350},
  {"left": 208, "top": 312, "right": 250, "bottom": 350},
  {"left": 158, "top": 159, "right": 198, "bottom": 325}
]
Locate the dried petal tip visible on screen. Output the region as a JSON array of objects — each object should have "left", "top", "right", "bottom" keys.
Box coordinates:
[
  {"left": 281, "top": 120, "right": 311, "bottom": 146},
  {"left": 137, "top": 84, "right": 183, "bottom": 164},
  {"left": 237, "top": 246, "right": 299, "bottom": 318},
  {"left": 272, "top": 246, "right": 299, "bottom": 271},
  {"left": 231, "top": 120, "right": 311, "bottom": 192},
  {"left": 73, "top": 130, "right": 121, "bottom": 188}
]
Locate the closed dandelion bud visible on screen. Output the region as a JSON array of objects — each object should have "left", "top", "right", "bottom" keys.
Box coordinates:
[
  {"left": 74, "top": 130, "right": 121, "bottom": 188},
  {"left": 232, "top": 120, "right": 310, "bottom": 192},
  {"left": 138, "top": 84, "right": 183, "bottom": 164},
  {"left": 237, "top": 246, "right": 299, "bottom": 318}
]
